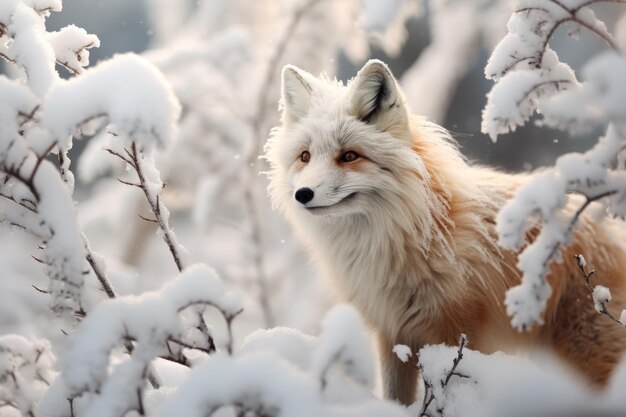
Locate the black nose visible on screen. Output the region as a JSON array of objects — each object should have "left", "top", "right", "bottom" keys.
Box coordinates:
[{"left": 294, "top": 187, "right": 314, "bottom": 204}]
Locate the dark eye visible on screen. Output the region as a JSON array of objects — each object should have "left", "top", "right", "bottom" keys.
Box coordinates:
[
  {"left": 340, "top": 151, "right": 359, "bottom": 163},
  {"left": 300, "top": 151, "right": 311, "bottom": 163}
]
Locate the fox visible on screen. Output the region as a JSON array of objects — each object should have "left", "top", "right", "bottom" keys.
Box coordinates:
[{"left": 264, "top": 59, "right": 626, "bottom": 405}]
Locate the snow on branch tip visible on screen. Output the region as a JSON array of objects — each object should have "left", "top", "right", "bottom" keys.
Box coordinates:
[{"left": 40, "top": 53, "right": 181, "bottom": 150}]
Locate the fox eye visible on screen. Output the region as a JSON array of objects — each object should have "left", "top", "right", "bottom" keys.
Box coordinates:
[
  {"left": 300, "top": 151, "right": 311, "bottom": 163},
  {"left": 340, "top": 151, "right": 359, "bottom": 163}
]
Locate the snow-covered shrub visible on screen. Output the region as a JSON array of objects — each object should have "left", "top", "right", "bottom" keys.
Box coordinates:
[
  {"left": 0, "top": 335, "right": 55, "bottom": 417},
  {"left": 156, "top": 305, "right": 407, "bottom": 417},
  {"left": 38, "top": 264, "right": 242, "bottom": 417},
  {"left": 481, "top": 0, "right": 626, "bottom": 330},
  {"left": 0, "top": 0, "right": 180, "bottom": 316}
]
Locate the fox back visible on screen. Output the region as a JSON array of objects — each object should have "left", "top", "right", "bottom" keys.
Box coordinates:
[{"left": 264, "top": 60, "right": 626, "bottom": 405}]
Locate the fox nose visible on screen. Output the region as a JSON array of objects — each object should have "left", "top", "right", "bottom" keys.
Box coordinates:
[{"left": 294, "top": 187, "right": 314, "bottom": 204}]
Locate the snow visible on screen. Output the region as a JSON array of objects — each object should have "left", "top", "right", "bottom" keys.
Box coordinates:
[
  {"left": 312, "top": 305, "right": 375, "bottom": 390},
  {"left": 0, "top": 334, "right": 56, "bottom": 417},
  {"left": 41, "top": 264, "right": 242, "bottom": 415},
  {"left": 0, "top": 76, "right": 37, "bottom": 142},
  {"left": 158, "top": 352, "right": 407, "bottom": 417},
  {"left": 240, "top": 327, "right": 317, "bottom": 369},
  {"left": 542, "top": 54, "right": 626, "bottom": 130},
  {"left": 47, "top": 24, "right": 100, "bottom": 74},
  {"left": 35, "top": 161, "right": 87, "bottom": 314},
  {"left": 592, "top": 285, "right": 611, "bottom": 314},
  {"left": 392, "top": 344, "right": 412, "bottom": 363},
  {"left": 7, "top": 1, "right": 58, "bottom": 97},
  {"left": 482, "top": 49, "right": 576, "bottom": 141},
  {"left": 415, "top": 341, "right": 626, "bottom": 417},
  {"left": 41, "top": 53, "right": 181, "bottom": 149}
]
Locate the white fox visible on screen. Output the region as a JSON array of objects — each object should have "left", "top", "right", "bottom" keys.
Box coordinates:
[{"left": 264, "top": 60, "right": 626, "bottom": 404}]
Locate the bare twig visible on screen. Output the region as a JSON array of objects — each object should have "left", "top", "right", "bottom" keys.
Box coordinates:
[
  {"left": 168, "top": 337, "right": 214, "bottom": 355},
  {"left": 138, "top": 214, "right": 157, "bottom": 223}
]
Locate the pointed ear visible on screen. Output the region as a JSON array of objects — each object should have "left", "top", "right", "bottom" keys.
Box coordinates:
[
  {"left": 349, "top": 60, "right": 408, "bottom": 132},
  {"left": 281, "top": 65, "right": 314, "bottom": 125}
]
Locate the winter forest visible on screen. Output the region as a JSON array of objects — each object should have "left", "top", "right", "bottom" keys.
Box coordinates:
[{"left": 2, "top": 0, "right": 626, "bottom": 416}]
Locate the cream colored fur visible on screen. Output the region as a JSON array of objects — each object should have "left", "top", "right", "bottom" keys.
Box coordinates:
[{"left": 265, "top": 60, "right": 626, "bottom": 405}]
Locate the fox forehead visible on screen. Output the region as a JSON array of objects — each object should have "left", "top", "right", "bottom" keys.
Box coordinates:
[{"left": 278, "top": 114, "right": 383, "bottom": 163}]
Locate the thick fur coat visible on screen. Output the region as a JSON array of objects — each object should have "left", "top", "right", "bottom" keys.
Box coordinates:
[{"left": 264, "top": 60, "right": 626, "bottom": 404}]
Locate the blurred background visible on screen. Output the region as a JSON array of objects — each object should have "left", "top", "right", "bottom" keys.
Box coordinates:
[{"left": 2, "top": 0, "right": 625, "bottom": 345}]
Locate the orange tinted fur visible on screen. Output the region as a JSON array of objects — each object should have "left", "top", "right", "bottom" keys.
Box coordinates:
[{"left": 401, "top": 126, "right": 626, "bottom": 392}]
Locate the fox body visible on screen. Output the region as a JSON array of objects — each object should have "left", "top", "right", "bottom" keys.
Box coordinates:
[{"left": 264, "top": 60, "right": 626, "bottom": 404}]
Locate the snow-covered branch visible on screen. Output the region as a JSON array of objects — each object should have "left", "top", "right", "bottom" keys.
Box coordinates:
[
  {"left": 42, "top": 264, "right": 242, "bottom": 417},
  {"left": 160, "top": 305, "right": 406, "bottom": 417},
  {"left": 482, "top": 0, "right": 626, "bottom": 331},
  {"left": 394, "top": 334, "right": 470, "bottom": 417},
  {"left": 575, "top": 254, "right": 626, "bottom": 327}
]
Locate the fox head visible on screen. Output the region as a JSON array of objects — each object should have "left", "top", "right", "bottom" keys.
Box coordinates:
[{"left": 265, "top": 59, "right": 439, "bottom": 228}]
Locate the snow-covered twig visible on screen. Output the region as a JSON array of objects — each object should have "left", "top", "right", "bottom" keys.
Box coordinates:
[
  {"left": 574, "top": 254, "right": 626, "bottom": 327},
  {"left": 395, "top": 334, "right": 469, "bottom": 417},
  {"left": 131, "top": 142, "right": 185, "bottom": 272},
  {"left": 106, "top": 141, "right": 244, "bottom": 355}
]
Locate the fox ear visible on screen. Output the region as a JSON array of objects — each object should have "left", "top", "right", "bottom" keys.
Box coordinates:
[
  {"left": 281, "top": 65, "right": 313, "bottom": 125},
  {"left": 350, "top": 60, "right": 407, "bottom": 133}
]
